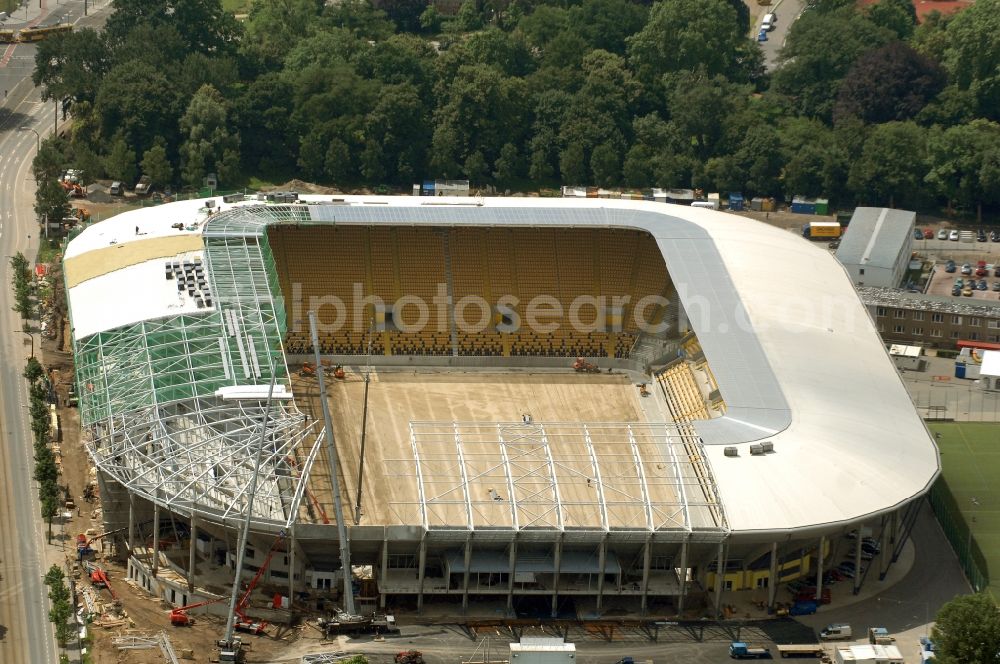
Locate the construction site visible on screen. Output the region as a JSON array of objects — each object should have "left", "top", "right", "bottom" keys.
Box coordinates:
[{"left": 59, "top": 195, "right": 941, "bottom": 662}]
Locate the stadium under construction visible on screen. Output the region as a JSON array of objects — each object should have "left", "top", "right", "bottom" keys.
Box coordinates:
[{"left": 64, "top": 195, "right": 940, "bottom": 622}]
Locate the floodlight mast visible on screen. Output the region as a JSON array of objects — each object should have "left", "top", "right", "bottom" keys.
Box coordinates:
[
  {"left": 222, "top": 369, "right": 278, "bottom": 648},
  {"left": 309, "top": 310, "right": 355, "bottom": 615}
]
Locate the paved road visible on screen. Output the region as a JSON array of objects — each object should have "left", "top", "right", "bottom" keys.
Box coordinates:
[
  {"left": 0, "top": 3, "right": 111, "bottom": 662},
  {"left": 755, "top": 0, "right": 807, "bottom": 71},
  {"left": 0, "top": 63, "right": 57, "bottom": 663}
]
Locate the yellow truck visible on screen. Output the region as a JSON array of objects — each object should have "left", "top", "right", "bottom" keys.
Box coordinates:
[{"left": 802, "top": 221, "right": 842, "bottom": 240}]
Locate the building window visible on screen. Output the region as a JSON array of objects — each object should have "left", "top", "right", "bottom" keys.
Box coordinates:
[
  {"left": 876, "top": 307, "right": 887, "bottom": 317},
  {"left": 894, "top": 310, "right": 906, "bottom": 319},
  {"left": 969, "top": 332, "right": 980, "bottom": 341},
  {"left": 930, "top": 329, "right": 943, "bottom": 338},
  {"left": 912, "top": 328, "right": 923, "bottom": 336},
  {"left": 990, "top": 335, "right": 999, "bottom": 343},
  {"left": 932, "top": 313, "right": 944, "bottom": 323},
  {"left": 971, "top": 317, "right": 981, "bottom": 327},
  {"left": 894, "top": 325, "right": 905, "bottom": 333},
  {"left": 952, "top": 315, "right": 962, "bottom": 325},
  {"left": 913, "top": 312, "right": 924, "bottom": 321},
  {"left": 951, "top": 331, "right": 961, "bottom": 339},
  {"left": 989, "top": 321, "right": 1000, "bottom": 330},
  {"left": 860, "top": 268, "right": 866, "bottom": 275}
]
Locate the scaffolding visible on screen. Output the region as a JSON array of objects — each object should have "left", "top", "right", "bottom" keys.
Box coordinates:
[{"left": 72, "top": 204, "right": 322, "bottom": 528}]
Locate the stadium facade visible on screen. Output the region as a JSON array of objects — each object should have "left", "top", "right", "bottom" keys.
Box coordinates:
[{"left": 64, "top": 195, "right": 940, "bottom": 618}]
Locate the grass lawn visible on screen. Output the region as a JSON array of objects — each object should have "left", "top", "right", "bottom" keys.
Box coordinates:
[
  {"left": 929, "top": 422, "right": 1000, "bottom": 594},
  {"left": 222, "top": 0, "right": 250, "bottom": 14}
]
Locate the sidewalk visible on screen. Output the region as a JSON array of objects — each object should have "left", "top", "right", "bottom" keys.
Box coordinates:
[{"left": 3, "top": 0, "right": 48, "bottom": 28}]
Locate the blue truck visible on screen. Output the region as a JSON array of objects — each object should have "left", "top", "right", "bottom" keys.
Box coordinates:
[{"left": 729, "top": 641, "right": 771, "bottom": 659}]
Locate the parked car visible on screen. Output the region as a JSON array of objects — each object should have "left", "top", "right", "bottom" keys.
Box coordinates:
[
  {"left": 992, "top": 230, "right": 1000, "bottom": 242},
  {"left": 914, "top": 228, "right": 924, "bottom": 240},
  {"left": 757, "top": 28, "right": 768, "bottom": 41},
  {"left": 945, "top": 260, "right": 957, "bottom": 272},
  {"left": 964, "top": 288, "right": 974, "bottom": 297},
  {"left": 979, "top": 280, "right": 988, "bottom": 291},
  {"left": 762, "top": 12, "right": 777, "bottom": 30},
  {"left": 993, "top": 266, "right": 1000, "bottom": 277},
  {"left": 992, "top": 282, "right": 999, "bottom": 292},
  {"left": 978, "top": 229, "right": 988, "bottom": 242},
  {"left": 953, "top": 286, "right": 963, "bottom": 296},
  {"left": 962, "top": 263, "right": 973, "bottom": 275},
  {"left": 938, "top": 229, "right": 949, "bottom": 240},
  {"left": 976, "top": 266, "right": 988, "bottom": 277},
  {"left": 924, "top": 229, "right": 935, "bottom": 239},
  {"left": 950, "top": 230, "right": 960, "bottom": 241}
]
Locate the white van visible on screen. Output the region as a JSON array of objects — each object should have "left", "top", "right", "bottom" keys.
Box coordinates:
[
  {"left": 762, "top": 13, "right": 776, "bottom": 31},
  {"left": 820, "top": 623, "right": 852, "bottom": 640},
  {"left": 691, "top": 200, "right": 720, "bottom": 210}
]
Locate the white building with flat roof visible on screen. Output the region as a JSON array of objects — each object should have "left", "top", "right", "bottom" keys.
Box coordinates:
[{"left": 836, "top": 207, "right": 915, "bottom": 288}]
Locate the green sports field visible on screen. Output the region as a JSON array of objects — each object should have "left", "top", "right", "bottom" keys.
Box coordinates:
[{"left": 929, "top": 422, "right": 1000, "bottom": 594}]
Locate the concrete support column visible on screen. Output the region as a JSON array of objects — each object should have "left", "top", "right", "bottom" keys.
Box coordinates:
[
  {"left": 767, "top": 541, "right": 779, "bottom": 610},
  {"left": 462, "top": 534, "right": 473, "bottom": 611},
  {"left": 880, "top": 513, "right": 896, "bottom": 580},
  {"left": 551, "top": 535, "right": 563, "bottom": 618},
  {"left": 713, "top": 541, "right": 726, "bottom": 618},
  {"left": 507, "top": 538, "right": 518, "bottom": 612},
  {"left": 188, "top": 515, "right": 197, "bottom": 593},
  {"left": 677, "top": 538, "right": 690, "bottom": 615},
  {"left": 380, "top": 537, "right": 389, "bottom": 609},
  {"left": 641, "top": 536, "right": 653, "bottom": 615},
  {"left": 288, "top": 524, "right": 296, "bottom": 603},
  {"left": 814, "top": 536, "right": 825, "bottom": 603},
  {"left": 151, "top": 503, "right": 160, "bottom": 577},
  {"left": 853, "top": 530, "right": 863, "bottom": 595},
  {"left": 128, "top": 493, "right": 136, "bottom": 556},
  {"left": 596, "top": 537, "right": 608, "bottom": 611},
  {"left": 416, "top": 535, "right": 427, "bottom": 612}
]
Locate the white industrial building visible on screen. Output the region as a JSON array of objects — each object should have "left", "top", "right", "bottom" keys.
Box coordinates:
[{"left": 836, "top": 207, "right": 916, "bottom": 288}]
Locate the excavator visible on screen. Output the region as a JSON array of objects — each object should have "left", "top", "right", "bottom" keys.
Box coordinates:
[{"left": 76, "top": 526, "right": 130, "bottom": 560}]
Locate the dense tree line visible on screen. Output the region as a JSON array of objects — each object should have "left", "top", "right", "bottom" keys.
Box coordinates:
[{"left": 29, "top": 0, "right": 1000, "bottom": 217}]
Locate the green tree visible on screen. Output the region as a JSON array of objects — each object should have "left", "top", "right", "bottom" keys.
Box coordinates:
[
  {"left": 179, "top": 84, "right": 240, "bottom": 187},
  {"left": 454, "top": 0, "right": 483, "bottom": 32},
  {"left": 941, "top": 0, "right": 1000, "bottom": 120},
  {"left": 848, "top": 121, "right": 928, "bottom": 208},
  {"left": 34, "top": 180, "right": 71, "bottom": 231},
  {"left": 40, "top": 482, "right": 60, "bottom": 541},
  {"left": 32, "top": 28, "right": 110, "bottom": 103},
  {"left": 866, "top": 0, "right": 917, "bottom": 40},
  {"left": 103, "top": 134, "right": 137, "bottom": 186},
  {"left": 932, "top": 593, "right": 1000, "bottom": 664},
  {"left": 926, "top": 120, "right": 1000, "bottom": 221},
  {"left": 104, "top": 0, "right": 241, "bottom": 56},
  {"left": 772, "top": 7, "right": 894, "bottom": 119},
  {"left": 242, "top": 0, "right": 324, "bottom": 64},
  {"left": 141, "top": 142, "right": 174, "bottom": 190},
  {"left": 23, "top": 357, "right": 44, "bottom": 383},
  {"left": 627, "top": 0, "right": 748, "bottom": 85}
]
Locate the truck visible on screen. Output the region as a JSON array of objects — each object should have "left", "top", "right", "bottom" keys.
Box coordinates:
[
  {"left": 134, "top": 175, "right": 153, "bottom": 196},
  {"left": 729, "top": 642, "right": 771, "bottom": 659},
  {"left": 868, "top": 627, "right": 894, "bottom": 645},
  {"left": 802, "top": 221, "right": 842, "bottom": 240},
  {"left": 775, "top": 644, "right": 825, "bottom": 658}
]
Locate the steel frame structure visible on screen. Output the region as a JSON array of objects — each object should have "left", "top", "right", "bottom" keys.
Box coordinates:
[
  {"left": 73, "top": 204, "right": 323, "bottom": 528},
  {"left": 386, "top": 421, "right": 728, "bottom": 536}
]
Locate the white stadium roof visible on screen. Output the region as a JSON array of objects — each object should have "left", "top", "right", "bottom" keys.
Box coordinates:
[{"left": 65, "top": 195, "right": 939, "bottom": 536}]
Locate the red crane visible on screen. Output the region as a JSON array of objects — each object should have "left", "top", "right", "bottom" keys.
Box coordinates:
[
  {"left": 170, "top": 596, "right": 226, "bottom": 627},
  {"left": 232, "top": 533, "right": 286, "bottom": 635}
]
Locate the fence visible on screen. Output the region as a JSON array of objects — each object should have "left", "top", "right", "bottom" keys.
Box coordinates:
[{"left": 927, "top": 478, "right": 990, "bottom": 593}]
